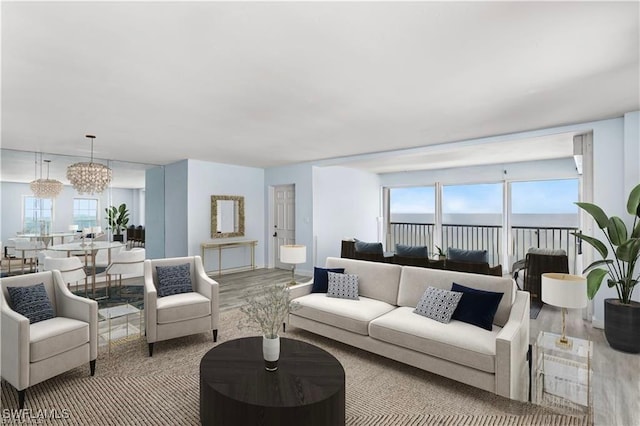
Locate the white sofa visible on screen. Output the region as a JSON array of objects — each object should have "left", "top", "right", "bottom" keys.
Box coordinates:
[{"left": 288, "top": 257, "right": 530, "bottom": 400}]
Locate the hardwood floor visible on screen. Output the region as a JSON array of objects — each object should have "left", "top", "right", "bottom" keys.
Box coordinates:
[{"left": 214, "top": 268, "right": 638, "bottom": 426}]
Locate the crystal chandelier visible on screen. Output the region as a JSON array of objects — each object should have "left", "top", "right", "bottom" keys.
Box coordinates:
[
  {"left": 30, "top": 154, "right": 64, "bottom": 198},
  {"left": 66, "top": 134, "right": 112, "bottom": 195}
]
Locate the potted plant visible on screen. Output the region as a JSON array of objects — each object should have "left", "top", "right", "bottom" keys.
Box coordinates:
[
  {"left": 240, "top": 283, "right": 299, "bottom": 371},
  {"left": 435, "top": 246, "right": 446, "bottom": 261},
  {"left": 572, "top": 183, "right": 640, "bottom": 353},
  {"left": 105, "top": 203, "right": 130, "bottom": 242}
]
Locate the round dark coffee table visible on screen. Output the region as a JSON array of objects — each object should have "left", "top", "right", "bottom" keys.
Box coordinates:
[{"left": 200, "top": 336, "right": 345, "bottom": 426}]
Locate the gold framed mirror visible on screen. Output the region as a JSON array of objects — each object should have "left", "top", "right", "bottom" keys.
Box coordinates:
[{"left": 211, "top": 195, "right": 245, "bottom": 238}]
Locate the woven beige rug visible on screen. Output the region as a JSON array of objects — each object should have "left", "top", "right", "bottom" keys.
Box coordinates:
[{"left": 1, "top": 308, "right": 589, "bottom": 425}]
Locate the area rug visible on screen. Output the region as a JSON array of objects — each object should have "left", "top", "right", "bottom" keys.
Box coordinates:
[{"left": 0, "top": 309, "right": 590, "bottom": 426}]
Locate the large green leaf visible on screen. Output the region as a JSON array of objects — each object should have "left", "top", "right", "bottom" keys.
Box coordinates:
[
  {"left": 626, "top": 183, "right": 640, "bottom": 216},
  {"left": 607, "top": 217, "right": 628, "bottom": 246},
  {"left": 586, "top": 268, "right": 608, "bottom": 299},
  {"left": 576, "top": 202, "right": 609, "bottom": 229},
  {"left": 632, "top": 221, "right": 640, "bottom": 239},
  {"left": 582, "top": 259, "right": 613, "bottom": 274},
  {"left": 617, "top": 239, "right": 640, "bottom": 263},
  {"left": 571, "top": 232, "right": 608, "bottom": 259}
]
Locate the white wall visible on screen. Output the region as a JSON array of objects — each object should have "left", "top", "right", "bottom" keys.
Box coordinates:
[
  {"left": 187, "top": 159, "right": 265, "bottom": 272},
  {"left": 313, "top": 166, "right": 381, "bottom": 267},
  {"left": 0, "top": 182, "right": 136, "bottom": 242}
]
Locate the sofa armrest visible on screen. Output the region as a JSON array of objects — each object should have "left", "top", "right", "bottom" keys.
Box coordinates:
[
  {"left": 288, "top": 279, "right": 313, "bottom": 300},
  {"left": 1, "top": 297, "right": 30, "bottom": 390},
  {"left": 194, "top": 256, "right": 219, "bottom": 331},
  {"left": 54, "top": 270, "right": 99, "bottom": 361},
  {"left": 495, "top": 290, "right": 530, "bottom": 399},
  {"left": 143, "top": 260, "right": 158, "bottom": 343}
]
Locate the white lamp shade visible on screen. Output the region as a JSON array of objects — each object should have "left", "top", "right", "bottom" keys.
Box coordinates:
[
  {"left": 280, "top": 245, "right": 306, "bottom": 264},
  {"left": 541, "top": 273, "right": 588, "bottom": 309}
]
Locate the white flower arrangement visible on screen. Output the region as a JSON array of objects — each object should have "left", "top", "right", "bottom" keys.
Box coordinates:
[{"left": 240, "top": 282, "right": 299, "bottom": 339}]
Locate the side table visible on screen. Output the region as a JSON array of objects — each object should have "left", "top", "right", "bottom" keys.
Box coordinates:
[
  {"left": 534, "top": 331, "right": 592, "bottom": 416},
  {"left": 98, "top": 304, "right": 142, "bottom": 354}
]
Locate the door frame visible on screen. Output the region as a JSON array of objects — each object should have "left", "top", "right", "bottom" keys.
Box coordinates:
[{"left": 267, "top": 184, "right": 296, "bottom": 269}]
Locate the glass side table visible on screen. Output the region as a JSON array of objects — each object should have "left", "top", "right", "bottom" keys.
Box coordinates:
[
  {"left": 534, "top": 331, "right": 593, "bottom": 417},
  {"left": 98, "top": 304, "right": 142, "bottom": 354}
]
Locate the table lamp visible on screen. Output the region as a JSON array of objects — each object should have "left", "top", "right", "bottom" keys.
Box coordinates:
[
  {"left": 280, "top": 245, "right": 306, "bottom": 286},
  {"left": 541, "top": 272, "right": 588, "bottom": 349}
]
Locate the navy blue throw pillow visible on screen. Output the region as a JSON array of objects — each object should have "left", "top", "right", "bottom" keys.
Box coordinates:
[
  {"left": 396, "top": 244, "right": 429, "bottom": 258},
  {"left": 451, "top": 283, "right": 503, "bottom": 331},
  {"left": 311, "top": 267, "right": 346, "bottom": 293},
  {"left": 447, "top": 248, "right": 488, "bottom": 263},
  {"left": 156, "top": 263, "right": 193, "bottom": 297},
  {"left": 354, "top": 240, "right": 383, "bottom": 254},
  {"left": 7, "top": 283, "right": 55, "bottom": 324}
]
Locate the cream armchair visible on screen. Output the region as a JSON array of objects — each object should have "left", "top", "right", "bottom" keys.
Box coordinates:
[
  {"left": 1, "top": 270, "right": 98, "bottom": 409},
  {"left": 144, "top": 256, "right": 219, "bottom": 356}
]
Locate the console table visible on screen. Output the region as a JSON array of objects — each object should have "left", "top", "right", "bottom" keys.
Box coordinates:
[{"left": 201, "top": 240, "right": 257, "bottom": 276}]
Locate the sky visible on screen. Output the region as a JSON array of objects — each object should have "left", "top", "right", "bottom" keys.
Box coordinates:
[{"left": 390, "top": 179, "right": 579, "bottom": 214}]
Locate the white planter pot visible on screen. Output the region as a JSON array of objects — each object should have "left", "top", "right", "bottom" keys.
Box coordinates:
[{"left": 263, "top": 335, "right": 280, "bottom": 371}]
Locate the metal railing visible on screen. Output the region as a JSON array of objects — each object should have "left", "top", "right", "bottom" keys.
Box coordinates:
[
  {"left": 389, "top": 222, "right": 435, "bottom": 250},
  {"left": 442, "top": 224, "right": 502, "bottom": 266},
  {"left": 389, "top": 222, "right": 579, "bottom": 272}
]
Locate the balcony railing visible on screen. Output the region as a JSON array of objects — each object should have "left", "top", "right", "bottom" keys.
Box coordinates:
[
  {"left": 389, "top": 222, "right": 579, "bottom": 273},
  {"left": 389, "top": 222, "right": 435, "bottom": 249},
  {"left": 442, "top": 224, "right": 502, "bottom": 266}
]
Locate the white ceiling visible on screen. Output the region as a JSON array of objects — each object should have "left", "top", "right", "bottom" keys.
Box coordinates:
[{"left": 2, "top": 1, "right": 638, "bottom": 175}]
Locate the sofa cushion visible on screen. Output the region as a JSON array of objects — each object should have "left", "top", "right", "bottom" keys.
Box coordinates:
[
  {"left": 397, "top": 266, "right": 514, "bottom": 327},
  {"left": 156, "top": 292, "right": 211, "bottom": 324},
  {"left": 292, "top": 293, "right": 396, "bottom": 335},
  {"left": 327, "top": 272, "right": 359, "bottom": 300},
  {"left": 396, "top": 244, "right": 429, "bottom": 258},
  {"left": 447, "top": 248, "right": 488, "bottom": 263},
  {"left": 325, "top": 257, "right": 402, "bottom": 305},
  {"left": 451, "top": 283, "right": 504, "bottom": 331},
  {"left": 354, "top": 240, "right": 383, "bottom": 254},
  {"left": 156, "top": 263, "right": 193, "bottom": 297},
  {"left": 369, "top": 307, "right": 501, "bottom": 373},
  {"left": 7, "top": 283, "right": 55, "bottom": 324},
  {"left": 311, "top": 267, "right": 345, "bottom": 293},
  {"left": 30, "top": 317, "right": 89, "bottom": 363},
  {"left": 414, "top": 286, "right": 462, "bottom": 324}
]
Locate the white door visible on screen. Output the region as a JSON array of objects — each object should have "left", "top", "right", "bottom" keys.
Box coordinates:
[{"left": 273, "top": 184, "right": 295, "bottom": 269}]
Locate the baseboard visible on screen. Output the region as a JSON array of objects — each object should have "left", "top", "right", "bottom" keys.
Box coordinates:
[{"left": 592, "top": 316, "right": 604, "bottom": 329}]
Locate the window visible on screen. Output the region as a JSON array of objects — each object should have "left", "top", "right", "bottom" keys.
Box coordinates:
[
  {"left": 389, "top": 186, "right": 435, "bottom": 248},
  {"left": 511, "top": 179, "right": 579, "bottom": 227},
  {"left": 73, "top": 198, "right": 99, "bottom": 229},
  {"left": 442, "top": 183, "right": 503, "bottom": 265},
  {"left": 23, "top": 196, "right": 53, "bottom": 233}
]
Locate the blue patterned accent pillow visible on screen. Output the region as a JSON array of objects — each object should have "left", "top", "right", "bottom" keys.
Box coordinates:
[
  {"left": 156, "top": 263, "right": 193, "bottom": 297},
  {"left": 326, "top": 272, "right": 359, "bottom": 300},
  {"left": 414, "top": 286, "right": 462, "bottom": 324},
  {"left": 7, "top": 283, "right": 55, "bottom": 324}
]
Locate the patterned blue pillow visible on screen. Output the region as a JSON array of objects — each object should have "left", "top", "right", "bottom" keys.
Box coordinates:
[
  {"left": 326, "top": 272, "right": 359, "bottom": 300},
  {"left": 414, "top": 286, "right": 462, "bottom": 324},
  {"left": 156, "top": 263, "right": 193, "bottom": 297},
  {"left": 7, "top": 283, "right": 55, "bottom": 324}
]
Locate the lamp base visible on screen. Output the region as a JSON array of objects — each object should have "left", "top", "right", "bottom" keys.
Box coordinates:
[{"left": 555, "top": 335, "right": 573, "bottom": 350}]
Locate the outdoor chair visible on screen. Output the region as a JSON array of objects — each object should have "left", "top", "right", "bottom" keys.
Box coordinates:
[
  {"left": 522, "top": 252, "right": 569, "bottom": 300},
  {"left": 144, "top": 255, "right": 219, "bottom": 356},
  {"left": 1, "top": 270, "right": 98, "bottom": 409}
]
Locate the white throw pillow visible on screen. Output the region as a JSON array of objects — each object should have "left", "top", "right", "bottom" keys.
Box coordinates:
[
  {"left": 326, "top": 271, "right": 359, "bottom": 300},
  {"left": 414, "top": 286, "right": 462, "bottom": 323}
]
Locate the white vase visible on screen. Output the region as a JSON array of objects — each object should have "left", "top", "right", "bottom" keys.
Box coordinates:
[{"left": 263, "top": 335, "right": 280, "bottom": 371}]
